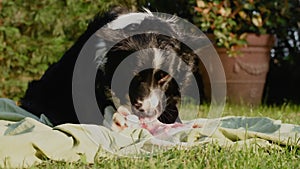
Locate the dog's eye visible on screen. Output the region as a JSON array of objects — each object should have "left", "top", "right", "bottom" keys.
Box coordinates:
[{"left": 134, "top": 102, "right": 142, "bottom": 109}]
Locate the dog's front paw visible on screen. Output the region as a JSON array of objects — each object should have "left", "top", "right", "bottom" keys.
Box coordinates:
[
  {"left": 103, "top": 106, "right": 131, "bottom": 132},
  {"left": 111, "top": 112, "right": 128, "bottom": 131}
]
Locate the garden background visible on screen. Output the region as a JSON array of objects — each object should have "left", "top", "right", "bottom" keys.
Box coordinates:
[{"left": 0, "top": 0, "right": 299, "bottom": 104}]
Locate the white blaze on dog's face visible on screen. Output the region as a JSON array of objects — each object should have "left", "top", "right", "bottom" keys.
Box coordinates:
[
  {"left": 127, "top": 50, "right": 175, "bottom": 122},
  {"left": 132, "top": 88, "right": 165, "bottom": 121}
]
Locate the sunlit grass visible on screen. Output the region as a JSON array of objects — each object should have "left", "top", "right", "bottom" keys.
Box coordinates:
[
  {"left": 30, "top": 143, "right": 300, "bottom": 169},
  {"left": 180, "top": 100, "right": 300, "bottom": 125}
]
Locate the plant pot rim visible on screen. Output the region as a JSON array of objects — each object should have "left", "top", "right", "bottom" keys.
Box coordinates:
[{"left": 206, "top": 33, "right": 275, "bottom": 48}]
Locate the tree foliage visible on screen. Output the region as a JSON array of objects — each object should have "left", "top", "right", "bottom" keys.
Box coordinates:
[{"left": 0, "top": 0, "right": 136, "bottom": 100}]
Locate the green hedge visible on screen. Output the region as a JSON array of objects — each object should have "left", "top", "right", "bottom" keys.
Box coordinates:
[{"left": 0, "top": 0, "right": 137, "bottom": 101}]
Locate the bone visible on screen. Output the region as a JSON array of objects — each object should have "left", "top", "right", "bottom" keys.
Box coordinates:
[{"left": 109, "top": 106, "right": 202, "bottom": 136}]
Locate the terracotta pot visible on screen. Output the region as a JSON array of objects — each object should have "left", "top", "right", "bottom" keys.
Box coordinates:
[{"left": 201, "top": 33, "right": 275, "bottom": 105}]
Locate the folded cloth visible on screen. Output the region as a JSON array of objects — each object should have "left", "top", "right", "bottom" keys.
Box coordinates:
[
  {"left": 0, "top": 98, "right": 299, "bottom": 168},
  {"left": 0, "top": 98, "right": 53, "bottom": 126}
]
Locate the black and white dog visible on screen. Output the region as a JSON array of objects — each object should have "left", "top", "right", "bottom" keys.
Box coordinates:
[{"left": 20, "top": 7, "right": 206, "bottom": 130}]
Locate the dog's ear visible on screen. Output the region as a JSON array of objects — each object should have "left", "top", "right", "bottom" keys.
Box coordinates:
[
  {"left": 89, "top": 6, "right": 130, "bottom": 29},
  {"left": 158, "top": 74, "right": 172, "bottom": 91}
]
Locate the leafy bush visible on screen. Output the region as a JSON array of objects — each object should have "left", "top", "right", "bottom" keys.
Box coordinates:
[
  {"left": 0, "top": 0, "right": 136, "bottom": 101},
  {"left": 189, "top": 0, "right": 300, "bottom": 56}
]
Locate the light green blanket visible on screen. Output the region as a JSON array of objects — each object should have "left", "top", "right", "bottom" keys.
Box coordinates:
[{"left": 0, "top": 98, "right": 299, "bottom": 168}]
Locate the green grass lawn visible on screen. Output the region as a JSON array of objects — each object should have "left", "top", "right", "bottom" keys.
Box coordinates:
[
  {"left": 216, "top": 103, "right": 300, "bottom": 125},
  {"left": 29, "top": 103, "right": 300, "bottom": 169}
]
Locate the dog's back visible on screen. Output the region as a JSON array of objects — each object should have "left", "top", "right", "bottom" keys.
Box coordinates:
[{"left": 20, "top": 7, "right": 129, "bottom": 125}]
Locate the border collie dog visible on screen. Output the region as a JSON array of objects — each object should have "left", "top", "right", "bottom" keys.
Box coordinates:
[{"left": 20, "top": 7, "right": 205, "bottom": 127}]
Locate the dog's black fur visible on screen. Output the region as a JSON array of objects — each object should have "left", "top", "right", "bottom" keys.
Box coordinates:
[
  {"left": 20, "top": 7, "right": 129, "bottom": 125},
  {"left": 20, "top": 7, "right": 203, "bottom": 126}
]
